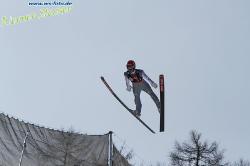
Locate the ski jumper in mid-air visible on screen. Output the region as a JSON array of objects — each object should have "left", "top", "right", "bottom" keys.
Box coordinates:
[{"left": 124, "top": 60, "right": 161, "bottom": 117}]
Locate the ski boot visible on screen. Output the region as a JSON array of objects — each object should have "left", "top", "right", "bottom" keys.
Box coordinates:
[{"left": 133, "top": 110, "right": 141, "bottom": 118}]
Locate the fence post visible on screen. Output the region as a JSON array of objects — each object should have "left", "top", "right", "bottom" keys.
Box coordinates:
[
  {"left": 19, "top": 131, "right": 29, "bottom": 166},
  {"left": 108, "top": 131, "right": 113, "bottom": 166}
]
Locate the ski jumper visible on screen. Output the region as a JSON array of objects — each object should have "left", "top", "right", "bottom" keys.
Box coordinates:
[{"left": 124, "top": 69, "right": 160, "bottom": 114}]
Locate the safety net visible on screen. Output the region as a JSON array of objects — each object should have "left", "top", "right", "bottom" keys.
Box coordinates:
[{"left": 0, "top": 113, "right": 130, "bottom": 166}]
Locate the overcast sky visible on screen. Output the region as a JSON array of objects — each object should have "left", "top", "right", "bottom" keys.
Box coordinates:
[{"left": 1, "top": 0, "right": 250, "bottom": 165}]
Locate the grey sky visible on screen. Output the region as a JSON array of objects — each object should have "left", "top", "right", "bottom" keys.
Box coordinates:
[{"left": 1, "top": 0, "right": 250, "bottom": 165}]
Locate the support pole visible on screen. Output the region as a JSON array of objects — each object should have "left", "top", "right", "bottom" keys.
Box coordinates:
[
  {"left": 108, "top": 131, "right": 113, "bottom": 166},
  {"left": 18, "top": 131, "right": 29, "bottom": 166}
]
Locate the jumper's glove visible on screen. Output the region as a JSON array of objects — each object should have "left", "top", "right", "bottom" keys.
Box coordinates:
[
  {"left": 151, "top": 82, "right": 158, "bottom": 89},
  {"left": 126, "top": 85, "right": 132, "bottom": 92}
]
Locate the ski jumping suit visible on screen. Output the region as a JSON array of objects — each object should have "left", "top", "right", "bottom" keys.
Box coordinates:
[{"left": 124, "top": 69, "right": 160, "bottom": 114}]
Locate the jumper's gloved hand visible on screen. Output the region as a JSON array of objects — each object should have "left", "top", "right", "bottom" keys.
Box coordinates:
[
  {"left": 151, "top": 82, "right": 158, "bottom": 89},
  {"left": 126, "top": 85, "right": 132, "bottom": 92}
]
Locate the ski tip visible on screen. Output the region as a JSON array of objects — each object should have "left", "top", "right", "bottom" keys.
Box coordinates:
[{"left": 100, "top": 76, "right": 104, "bottom": 80}]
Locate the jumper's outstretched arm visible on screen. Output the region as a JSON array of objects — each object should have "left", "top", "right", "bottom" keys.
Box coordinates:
[
  {"left": 124, "top": 75, "right": 132, "bottom": 91},
  {"left": 142, "top": 71, "right": 157, "bottom": 88}
]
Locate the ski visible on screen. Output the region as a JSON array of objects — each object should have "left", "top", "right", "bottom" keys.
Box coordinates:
[
  {"left": 159, "top": 74, "right": 165, "bottom": 132},
  {"left": 101, "top": 76, "right": 156, "bottom": 134}
]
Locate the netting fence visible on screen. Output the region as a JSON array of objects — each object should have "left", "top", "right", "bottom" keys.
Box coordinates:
[{"left": 0, "top": 113, "right": 130, "bottom": 166}]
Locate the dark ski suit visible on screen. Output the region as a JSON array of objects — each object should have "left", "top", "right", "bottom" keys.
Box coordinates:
[{"left": 124, "top": 69, "right": 160, "bottom": 114}]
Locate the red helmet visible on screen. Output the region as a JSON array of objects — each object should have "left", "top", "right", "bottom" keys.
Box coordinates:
[{"left": 126, "top": 60, "right": 136, "bottom": 70}]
